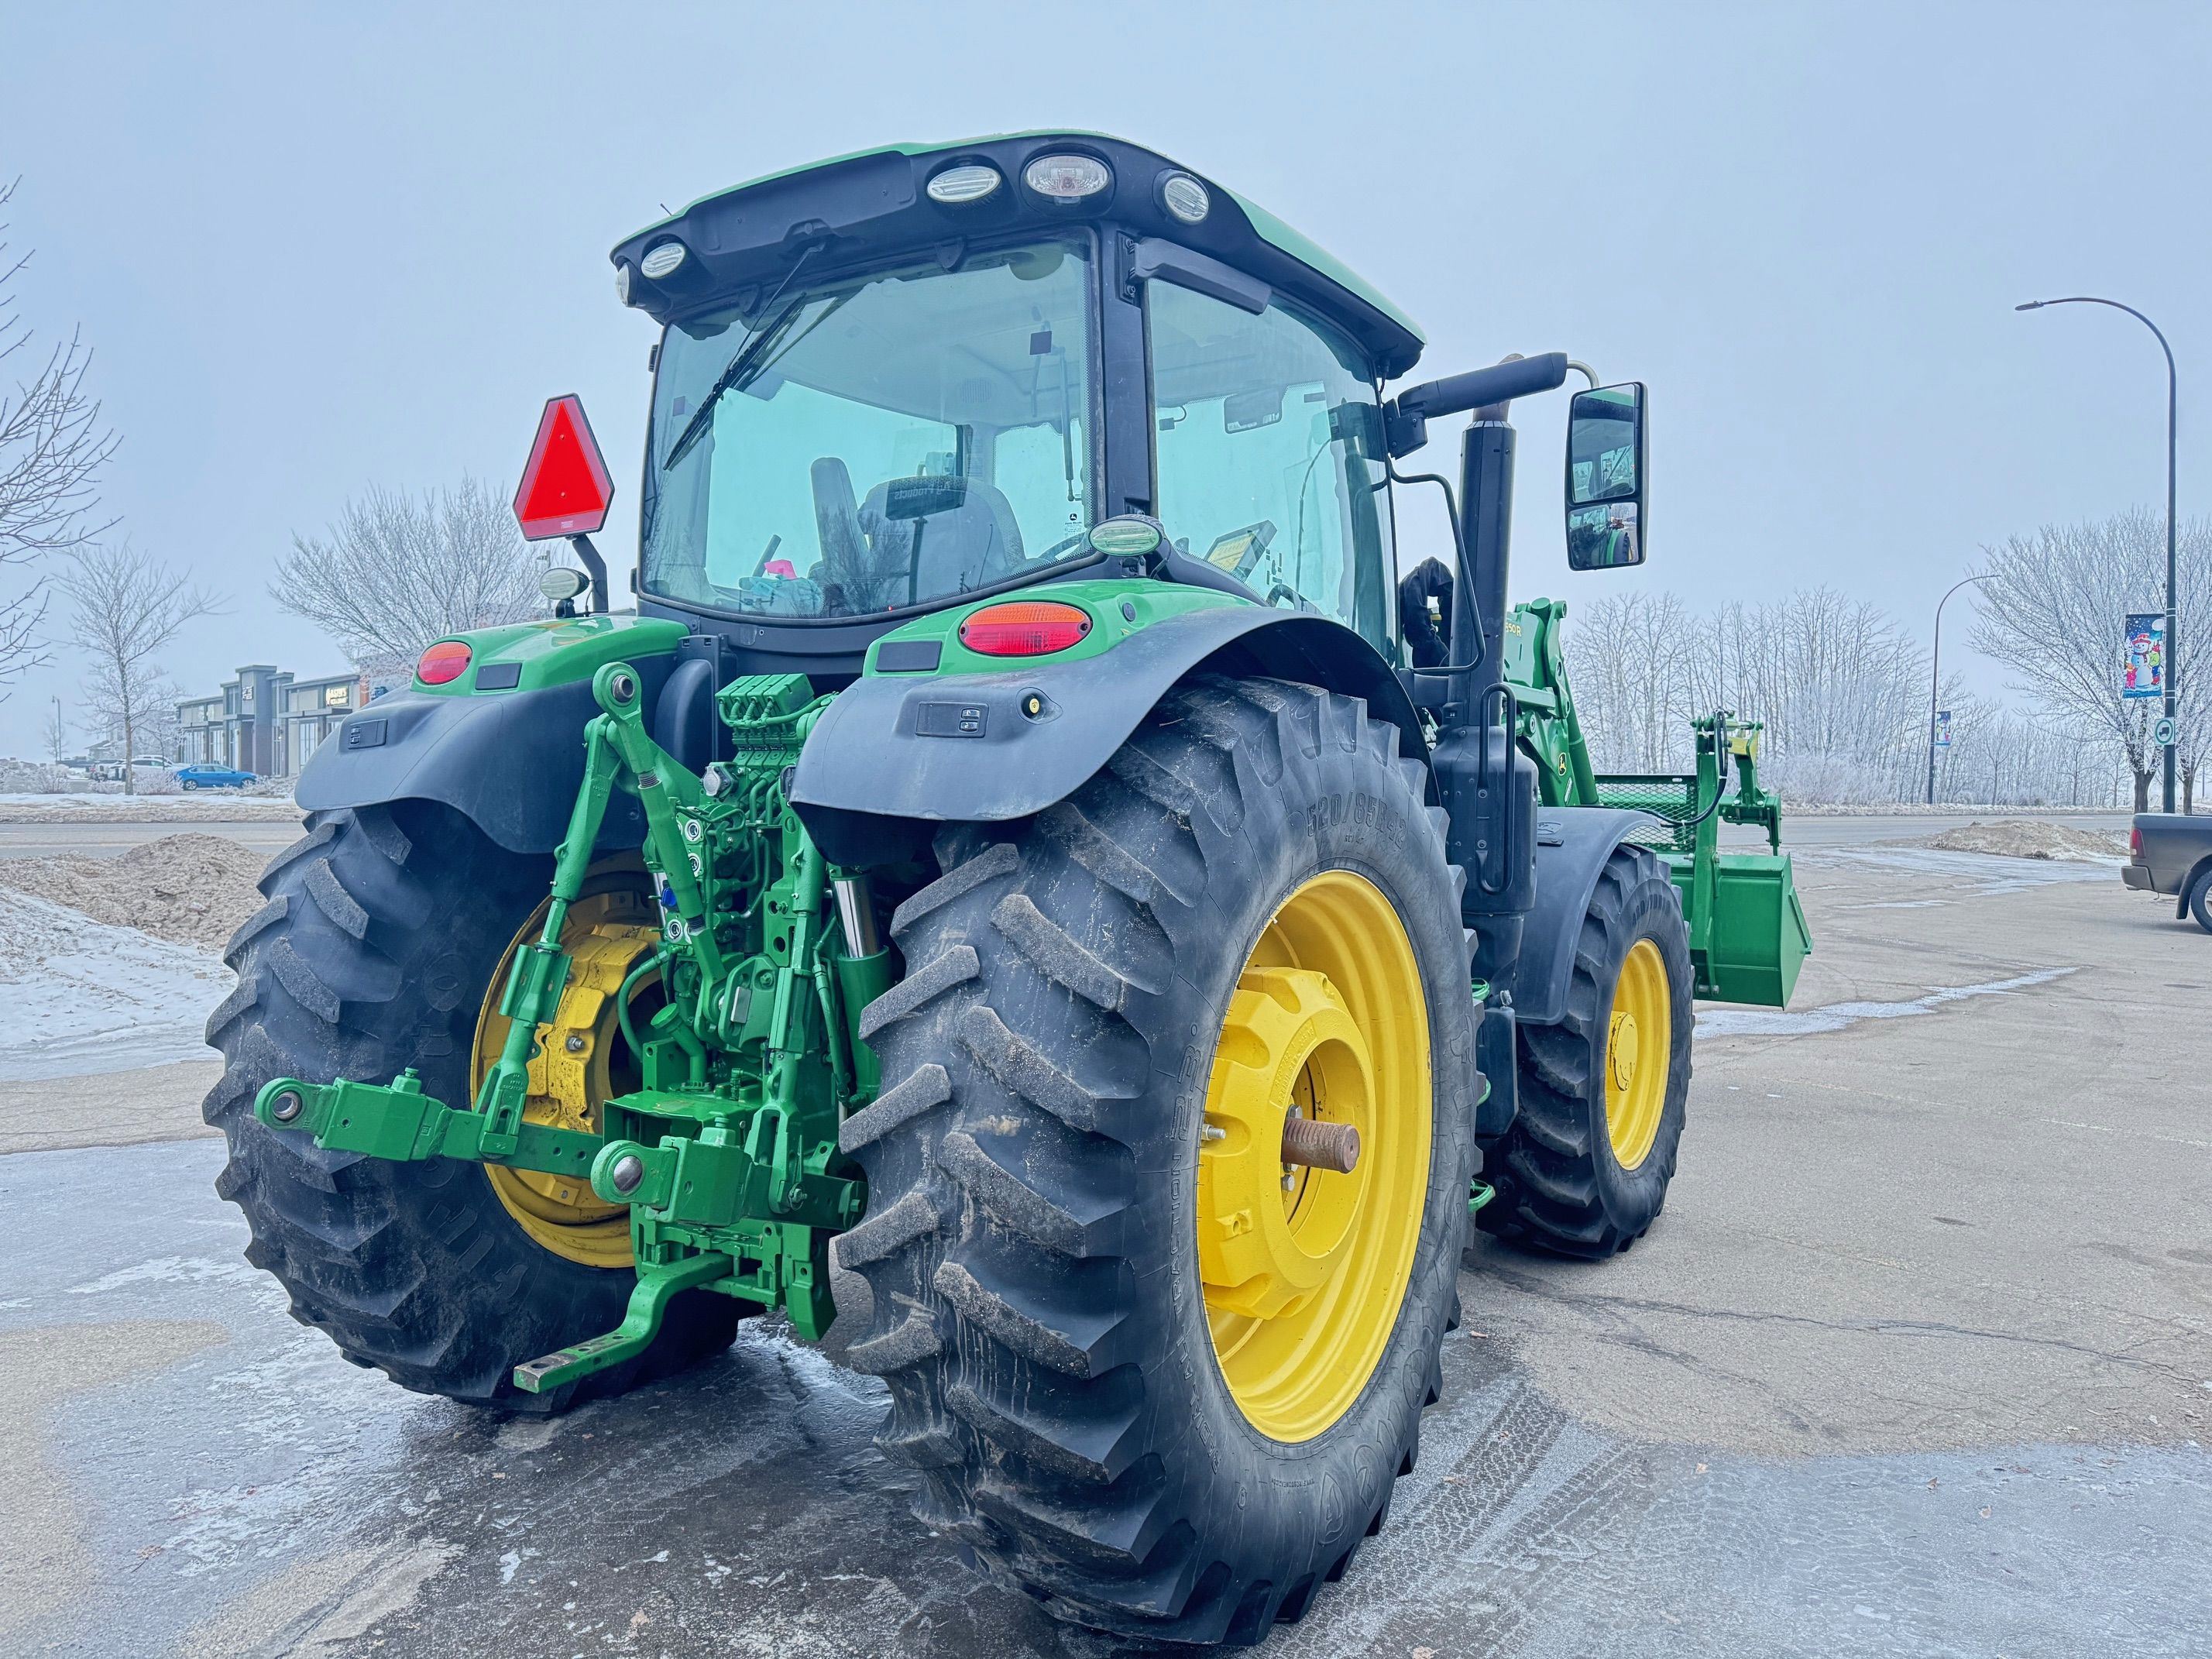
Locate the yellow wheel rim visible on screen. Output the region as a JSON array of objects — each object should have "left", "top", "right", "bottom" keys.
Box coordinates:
[
  {"left": 1197, "top": 871, "right": 1431, "bottom": 1443},
  {"left": 1604, "top": 937, "right": 1671, "bottom": 1170},
  {"left": 474, "top": 885, "right": 661, "bottom": 1269}
]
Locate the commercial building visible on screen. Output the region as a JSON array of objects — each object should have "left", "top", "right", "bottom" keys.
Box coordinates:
[{"left": 176, "top": 665, "right": 368, "bottom": 777}]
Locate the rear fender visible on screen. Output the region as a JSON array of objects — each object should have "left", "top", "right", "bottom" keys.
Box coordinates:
[
  {"left": 1505, "top": 807, "right": 1663, "bottom": 1026},
  {"left": 297, "top": 617, "right": 690, "bottom": 854},
  {"left": 790, "top": 583, "right": 1424, "bottom": 866}
]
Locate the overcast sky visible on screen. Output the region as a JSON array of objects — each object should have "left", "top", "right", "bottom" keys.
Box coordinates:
[{"left": 2, "top": 2, "right": 2206, "bottom": 755}]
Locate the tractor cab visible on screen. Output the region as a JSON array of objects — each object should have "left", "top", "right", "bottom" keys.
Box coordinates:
[{"left": 607, "top": 134, "right": 1424, "bottom": 675}]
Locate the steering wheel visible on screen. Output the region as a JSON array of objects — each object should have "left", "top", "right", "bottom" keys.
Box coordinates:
[
  {"left": 1034, "top": 530, "right": 1090, "bottom": 562},
  {"left": 1264, "top": 582, "right": 1303, "bottom": 610}
]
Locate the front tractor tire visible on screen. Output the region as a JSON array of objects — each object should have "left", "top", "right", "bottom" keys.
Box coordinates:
[
  {"left": 842, "top": 677, "right": 1479, "bottom": 1644},
  {"left": 204, "top": 801, "right": 740, "bottom": 1412},
  {"left": 1479, "top": 843, "right": 1693, "bottom": 1258}
]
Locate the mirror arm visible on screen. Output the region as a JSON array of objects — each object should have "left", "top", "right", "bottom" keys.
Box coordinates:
[
  {"left": 569, "top": 533, "right": 610, "bottom": 616},
  {"left": 1384, "top": 352, "right": 1569, "bottom": 455}
]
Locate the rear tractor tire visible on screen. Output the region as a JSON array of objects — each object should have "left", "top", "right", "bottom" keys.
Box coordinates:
[
  {"left": 1479, "top": 843, "right": 1692, "bottom": 1258},
  {"left": 204, "top": 800, "right": 740, "bottom": 1413},
  {"left": 843, "top": 676, "right": 1479, "bottom": 1644}
]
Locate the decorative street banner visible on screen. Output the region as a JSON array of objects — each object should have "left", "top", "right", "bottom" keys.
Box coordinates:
[
  {"left": 1934, "top": 709, "right": 1953, "bottom": 749},
  {"left": 2123, "top": 613, "right": 2166, "bottom": 699}
]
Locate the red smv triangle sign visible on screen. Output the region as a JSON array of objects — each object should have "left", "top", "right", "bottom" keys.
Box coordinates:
[{"left": 514, "top": 394, "right": 615, "bottom": 541}]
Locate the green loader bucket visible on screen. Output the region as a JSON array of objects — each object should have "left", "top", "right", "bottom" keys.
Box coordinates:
[
  {"left": 1699, "top": 851, "right": 1812, "bottom": 1007},
  {"left": 1595, "top": 770, "right": 1812, "bottom": 1010}
]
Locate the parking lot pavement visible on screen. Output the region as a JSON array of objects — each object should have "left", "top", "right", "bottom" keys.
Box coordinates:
[{"left": 4, "top": 826, "right": 2206, "bottom": 1657}]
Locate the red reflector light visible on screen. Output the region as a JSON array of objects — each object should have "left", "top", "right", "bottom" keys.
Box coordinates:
[
  {"left": 417, "top": 641, "right": 472, "bottom": 685},
  {"left": 958, "top": 601, "right": 1093, "bottom": 657}
]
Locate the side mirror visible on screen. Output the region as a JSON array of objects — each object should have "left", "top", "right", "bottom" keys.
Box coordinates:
[{"left": 1564, "top": 383, "right": 1647, "bottom": 571}]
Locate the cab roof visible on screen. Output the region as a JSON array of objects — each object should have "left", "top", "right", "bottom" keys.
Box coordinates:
[{"left": 610, "top": 132, "right": 1427, "bottom": 379}]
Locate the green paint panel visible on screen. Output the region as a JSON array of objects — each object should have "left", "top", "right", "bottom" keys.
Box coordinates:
[
  {"left": 863, "top": 576, "right": 1249, "bottom": 678},
  {"left": 412, "top": 613, "right": 689, "bottom": 697}
]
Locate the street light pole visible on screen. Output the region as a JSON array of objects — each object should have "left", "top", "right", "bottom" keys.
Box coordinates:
[
  {"left": 1929, "top": 574, "right": 1993, "bottom": 805},
  {"left": 2016, "top": 296, "right": 2179, "bottom": 812}
]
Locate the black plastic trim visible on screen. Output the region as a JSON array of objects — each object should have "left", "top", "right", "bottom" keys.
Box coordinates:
[
  {"left": 789, "top": 605, "right": 1424, "bottom": 865},
  {"left": 295, "top": 665, "right": 680, "bottom": 855},
  {"left": 1505, "top": 807, "right": 1659, "bottom": 1025}
]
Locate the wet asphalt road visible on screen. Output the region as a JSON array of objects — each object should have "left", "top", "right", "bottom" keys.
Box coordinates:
[
  {"left": 5, "top": 825, "right": 2207, "bottom": 1657},
  {"left": 9, "top": 1139, "right": 2208, "bottom": 1659}
]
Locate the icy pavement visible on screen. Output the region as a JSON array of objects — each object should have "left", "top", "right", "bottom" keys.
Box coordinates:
[
  {"left": 0, "top": 888, "right": 231, "bottom": 1080},
  {"left": 1793, "top": 842, "right": 2115, "bottom": 905},
  {"left": 1696, "top": 966, "right": 2078, "bottom": 1038},
  {"left": 5, "top": 1139, "right": 2208, "bottom": 1658}
]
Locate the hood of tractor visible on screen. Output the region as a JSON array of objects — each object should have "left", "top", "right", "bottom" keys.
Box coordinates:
[{"left": 607, "top": 132, "right": 1426, "bottom": 379}]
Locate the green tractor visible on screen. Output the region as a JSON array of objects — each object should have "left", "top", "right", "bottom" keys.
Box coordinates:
[{"left": 211, "top": 134, "right": 1804, "bottom": 1644}]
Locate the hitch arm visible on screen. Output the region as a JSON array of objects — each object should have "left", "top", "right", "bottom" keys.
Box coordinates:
[{"left": 255, "top": 1072, "right": 602, "bottom": 1176}]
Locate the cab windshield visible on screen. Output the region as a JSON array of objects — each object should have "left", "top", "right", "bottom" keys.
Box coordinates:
[{"left": 642, "top": 237, "right": 1096, "bottom": 620}]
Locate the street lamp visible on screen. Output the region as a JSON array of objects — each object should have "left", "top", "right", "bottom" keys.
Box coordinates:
[
  {"left": 2016, "top": 296, "right": 2179, "bottom": 812},
  {"left": 1929, "top": 574, "right": 1993, "bottom": 805}
]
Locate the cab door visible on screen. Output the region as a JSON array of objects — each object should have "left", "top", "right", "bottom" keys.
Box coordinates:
[{"left": 1146, "top": 282, "right": 1398, "bottom": 656}]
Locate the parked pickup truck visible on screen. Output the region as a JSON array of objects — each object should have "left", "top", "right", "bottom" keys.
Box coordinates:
[{"left": 2125, "top": 814, "right": 2212, "bottom": 933}]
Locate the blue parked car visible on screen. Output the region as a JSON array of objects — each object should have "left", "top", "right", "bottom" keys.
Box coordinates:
[{"left": 173, "top": 763, "right": 256, "bottom": 790}]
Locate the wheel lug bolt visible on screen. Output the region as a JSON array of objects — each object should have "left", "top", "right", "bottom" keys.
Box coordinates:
[{"left": 565, "top": 1034, "right": 586, "bottom": 1053}]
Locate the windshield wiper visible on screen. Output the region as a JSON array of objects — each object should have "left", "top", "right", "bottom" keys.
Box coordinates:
[
  {"left": 661, "top": 287, "right": 859, "bottom": 473},
  {"left": 661, "top": 301, "right": 808, "bottom": 473}
]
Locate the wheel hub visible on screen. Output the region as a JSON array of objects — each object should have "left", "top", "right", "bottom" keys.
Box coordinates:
[
  {"left": 476, "top": 887, "right": 662, "bottom": 1268},
  {"left": 1198, "top": 967, "right": 1373, "bottom": 1320},
  {"left": 1603, "top": 936, "right": 1671, "bottom": 1170},
  {"left": 1197, "top": 871, "right": 1431, "bottom": 1443}
]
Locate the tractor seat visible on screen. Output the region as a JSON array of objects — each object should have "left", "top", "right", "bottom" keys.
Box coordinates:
[{"left": 854, "top": 474, "right": 1027, "bottom": 607}]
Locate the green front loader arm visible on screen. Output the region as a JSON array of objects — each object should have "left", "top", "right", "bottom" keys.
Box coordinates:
[{"left": 1503, "top": 598, "right": 1812, "bottom": 1007}]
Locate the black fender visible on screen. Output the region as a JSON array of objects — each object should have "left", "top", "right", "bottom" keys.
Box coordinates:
[
  {"left": 790, "top": 606, "right": 1424, "bottom": 866},
  {"left": 2182, "top": 854, "right": 2212, "bottom": 920},
  {"left": 1503, "top": 806, "right": 1664, "bottom": 1027},
  {"left": 294, "top": 655, "right": 682, "bottom": 855}
]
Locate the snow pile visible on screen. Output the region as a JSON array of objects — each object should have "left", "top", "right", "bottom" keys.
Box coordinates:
[
  {"left": 0, "top": 833, "right": 270, "bottom": 950},
  {"left": 0, "top": 886, "right": 234, "bottom": 1080},
  {"left": 0, "top": 793, "right": 303, "bottom": 824},
  {"left": 1921, "top": 819, "right": 2127, "bottom": 863}
]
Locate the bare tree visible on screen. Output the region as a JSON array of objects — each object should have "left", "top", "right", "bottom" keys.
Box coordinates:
[
  {"left": 1971, "top": 509, "right": 2211, "bottom": 812},
  {"left": 273, "top": 478, "right": 543, "bottom": 673},
  {"left": 0, "top": 177, "right": 120, "bottom": 691},
  {"left": 1563, "top": 591, "right": 1698, "bottom": 772},
  {"left": 1551, "top": 582, "right": 2133, "bottom": 808},
  {"left": 56, "top": 544, "right": 222, "bottom": 795}
]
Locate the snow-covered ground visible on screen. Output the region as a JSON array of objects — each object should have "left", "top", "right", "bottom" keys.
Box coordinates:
[
  {"left": 0, "top": 888, "right": 232, "bottom": 1080},
  {"left": 0, "top": 792, "right": 301, "bottom": 823}
]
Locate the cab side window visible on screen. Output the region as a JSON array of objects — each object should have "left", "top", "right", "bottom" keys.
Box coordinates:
[{"left": 1147, "top": 282, "right": 1395, "bottom": 651}]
